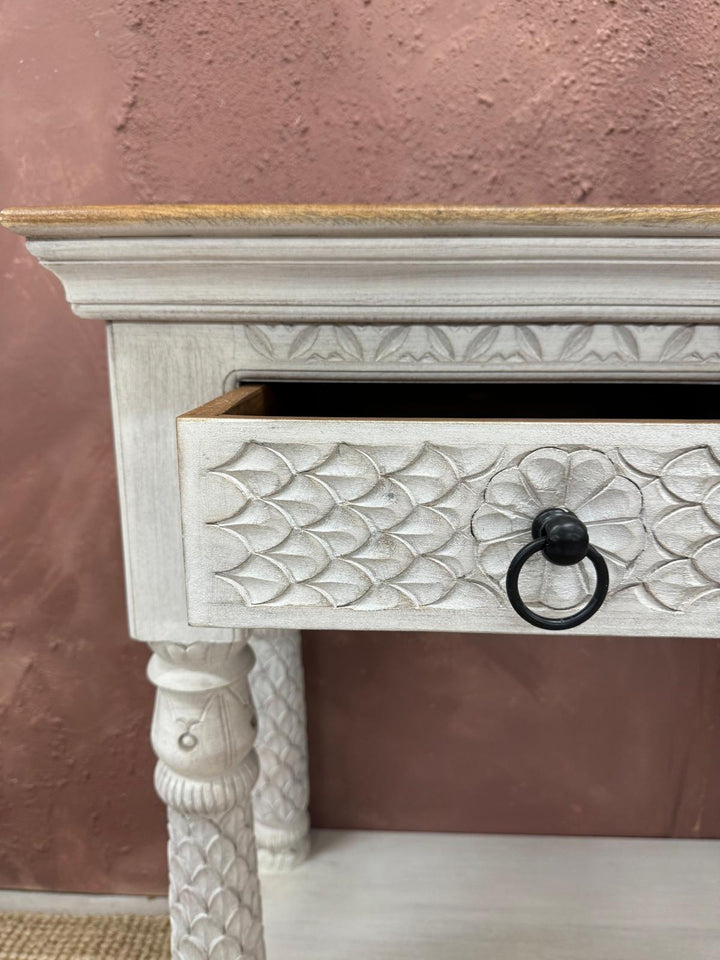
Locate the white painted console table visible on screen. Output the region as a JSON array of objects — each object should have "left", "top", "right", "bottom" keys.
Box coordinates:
[{"left": 3, "top": 205, "right": 720, "bottom": 958}]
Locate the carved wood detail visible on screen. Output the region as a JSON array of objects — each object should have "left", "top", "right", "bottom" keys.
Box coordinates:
[
  {"left": 8, "top": 207, "right": 720, "bottom": 947},
  {"left": 221, "top": 323, "right": 720, "bottom": 379},
  {"left": 213, "top": 442, "right": 503, "bottom": 611},
  {"left": 616, "top": 446, "right": 720, "bottom": 612},
  {"left": 471, "top": 448, "right": 646, "bottom": 613},
  {"left": 210, "top": 442, "right": 720, "bottom": 618},
  {"left": 149, "top": 640, "right": 266, "bottom": 960},
  {"left": 247, "top": 629, "right": 310, "bottom": 871}
]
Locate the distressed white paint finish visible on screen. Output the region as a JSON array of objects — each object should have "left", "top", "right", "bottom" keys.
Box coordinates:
[
  {"left": 247, "top": 629, "right": 310, "bottom": 871},
  {"left": 148, "top": 639, "right": 266, "bottom": 960},
  {"left": 260, "top": 830, "right": 720, "bottom": 960},
  {"left": 107, "top": 324, "right": 311, "bottom": 866},
  {"left": 4, "top": 206, "right": 720, "bottom": 950},
  {"left": 4, "top": 829, "right": 720, "bottom": 960},
  {"left": 99, "top": 319, "right": 720, "bottom": 646},
  {"left": 177, "top": 404, "right": 720, "bottom": 637},
  {"left": 24, "top": 234, "right": 720, "bottom": 322},
  {"left": 103, "top": 320, "right": 720, "bottom": 642},
  {"left": 105, "top": 323, "right": 232, "bottom": 646},
  {"left": 220, "top": 321, "right": 720, "bottom": 381},
  {"left": 472, "top": 447, "right": 646, "bottom": 613}
]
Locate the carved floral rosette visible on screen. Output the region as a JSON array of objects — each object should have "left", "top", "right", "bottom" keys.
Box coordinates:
[{"left": 471, "top": 448, "right": 646, "bottom": 613}]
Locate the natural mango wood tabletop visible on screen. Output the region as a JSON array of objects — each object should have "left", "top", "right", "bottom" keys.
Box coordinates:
[{"left": 3, "top": 203, "right": 720, "bottom": 237}]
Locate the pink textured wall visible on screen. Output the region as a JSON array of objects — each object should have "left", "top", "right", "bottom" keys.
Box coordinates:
[
  {"left": 115, "top": 0, "right": 719, "bottom": 204},
  {"left": 2, "top": 0, "right": 720, "bottom": 894}
]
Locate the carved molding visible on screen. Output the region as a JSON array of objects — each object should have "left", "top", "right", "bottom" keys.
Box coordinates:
[
  {"left": 221, "top": 323, "right": 720, "bottom": 381},
  {"left": 209, "top": 442, "right": 720, "bottom": 619},
  {"left": 24, "top": 233, "right": 720, "bottom": 324}
]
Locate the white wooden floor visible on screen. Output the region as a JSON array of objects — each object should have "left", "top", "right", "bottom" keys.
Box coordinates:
[{"left": 2, "top": 830, "right": 719, "bottom": 959}]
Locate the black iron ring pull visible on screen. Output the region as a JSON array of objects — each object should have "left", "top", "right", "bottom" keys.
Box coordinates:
[{"left": 506, "top": 508, "right": 609, "bottom": 631}]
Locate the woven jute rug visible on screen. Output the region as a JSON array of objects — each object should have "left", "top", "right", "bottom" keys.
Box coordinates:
[{"left": 0, "top": 912, "right": 170, "bottom": 960}]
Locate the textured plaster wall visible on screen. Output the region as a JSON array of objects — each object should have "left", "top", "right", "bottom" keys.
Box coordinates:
[
  {"left": 116, "top": 0, "right": 720, "bottom": 204},
  {"left": 1, "top": 0, "right": 719, "bottom": 894}
]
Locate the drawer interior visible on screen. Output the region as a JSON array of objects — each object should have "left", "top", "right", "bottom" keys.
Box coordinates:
[{"left": 223, "top": 381, "right": 718, "bottom": 421}]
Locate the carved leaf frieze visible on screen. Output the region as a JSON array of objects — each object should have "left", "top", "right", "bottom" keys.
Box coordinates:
[{"left": 222, "top": 324, "right": 720, "bottom": 383}]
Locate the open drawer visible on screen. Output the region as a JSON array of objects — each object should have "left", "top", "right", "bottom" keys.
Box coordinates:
[{"left": 177, "top": 383, "right": 720, "bottom": 637}]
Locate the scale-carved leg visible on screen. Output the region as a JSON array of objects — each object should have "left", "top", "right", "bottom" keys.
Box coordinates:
[
  {"left": 248, "top": 629, "right": 311, "bottom": 871},
  {"left": 148, "top": 639, "right": 266, "bottom": 960}
]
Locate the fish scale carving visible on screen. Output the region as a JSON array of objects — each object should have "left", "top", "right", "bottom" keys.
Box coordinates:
[
  {"left": 168, "top": 806, "right": 265, "bottom": 960},
  {"left": 249, "top": 629, "right": 310, "bottom": 868},
  {"left": 213, "top": 441, "right": 502, "bottom": 610},
  {"left": 252, "top": 638, "right": 308, "bottom": 823}
]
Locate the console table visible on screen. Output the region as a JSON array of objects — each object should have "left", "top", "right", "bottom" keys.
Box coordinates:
[{"left": 3, "top": 204, "right": 720, "bottom": 959}]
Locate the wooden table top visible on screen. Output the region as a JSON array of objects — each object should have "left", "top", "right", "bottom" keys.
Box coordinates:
[{"left": 3, "top": 204, "right": 720, "bottom": 238}]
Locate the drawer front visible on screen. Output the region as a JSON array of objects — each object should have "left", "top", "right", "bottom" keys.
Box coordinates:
[{"left": 177, "top": 387, "right": 720, "bottom": 637}]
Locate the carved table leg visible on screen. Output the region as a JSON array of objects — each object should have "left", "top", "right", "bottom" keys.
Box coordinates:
[
  {"left": 247, "top": 629, "right": 311, "bottom": 871},
  {"left": 148, "top": 639, "right": 266, "bottom": 960}
]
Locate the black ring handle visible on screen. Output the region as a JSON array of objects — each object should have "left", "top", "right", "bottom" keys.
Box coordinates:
[{"left": 505, "top": 508, "right": 609, "bottom": 631}]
